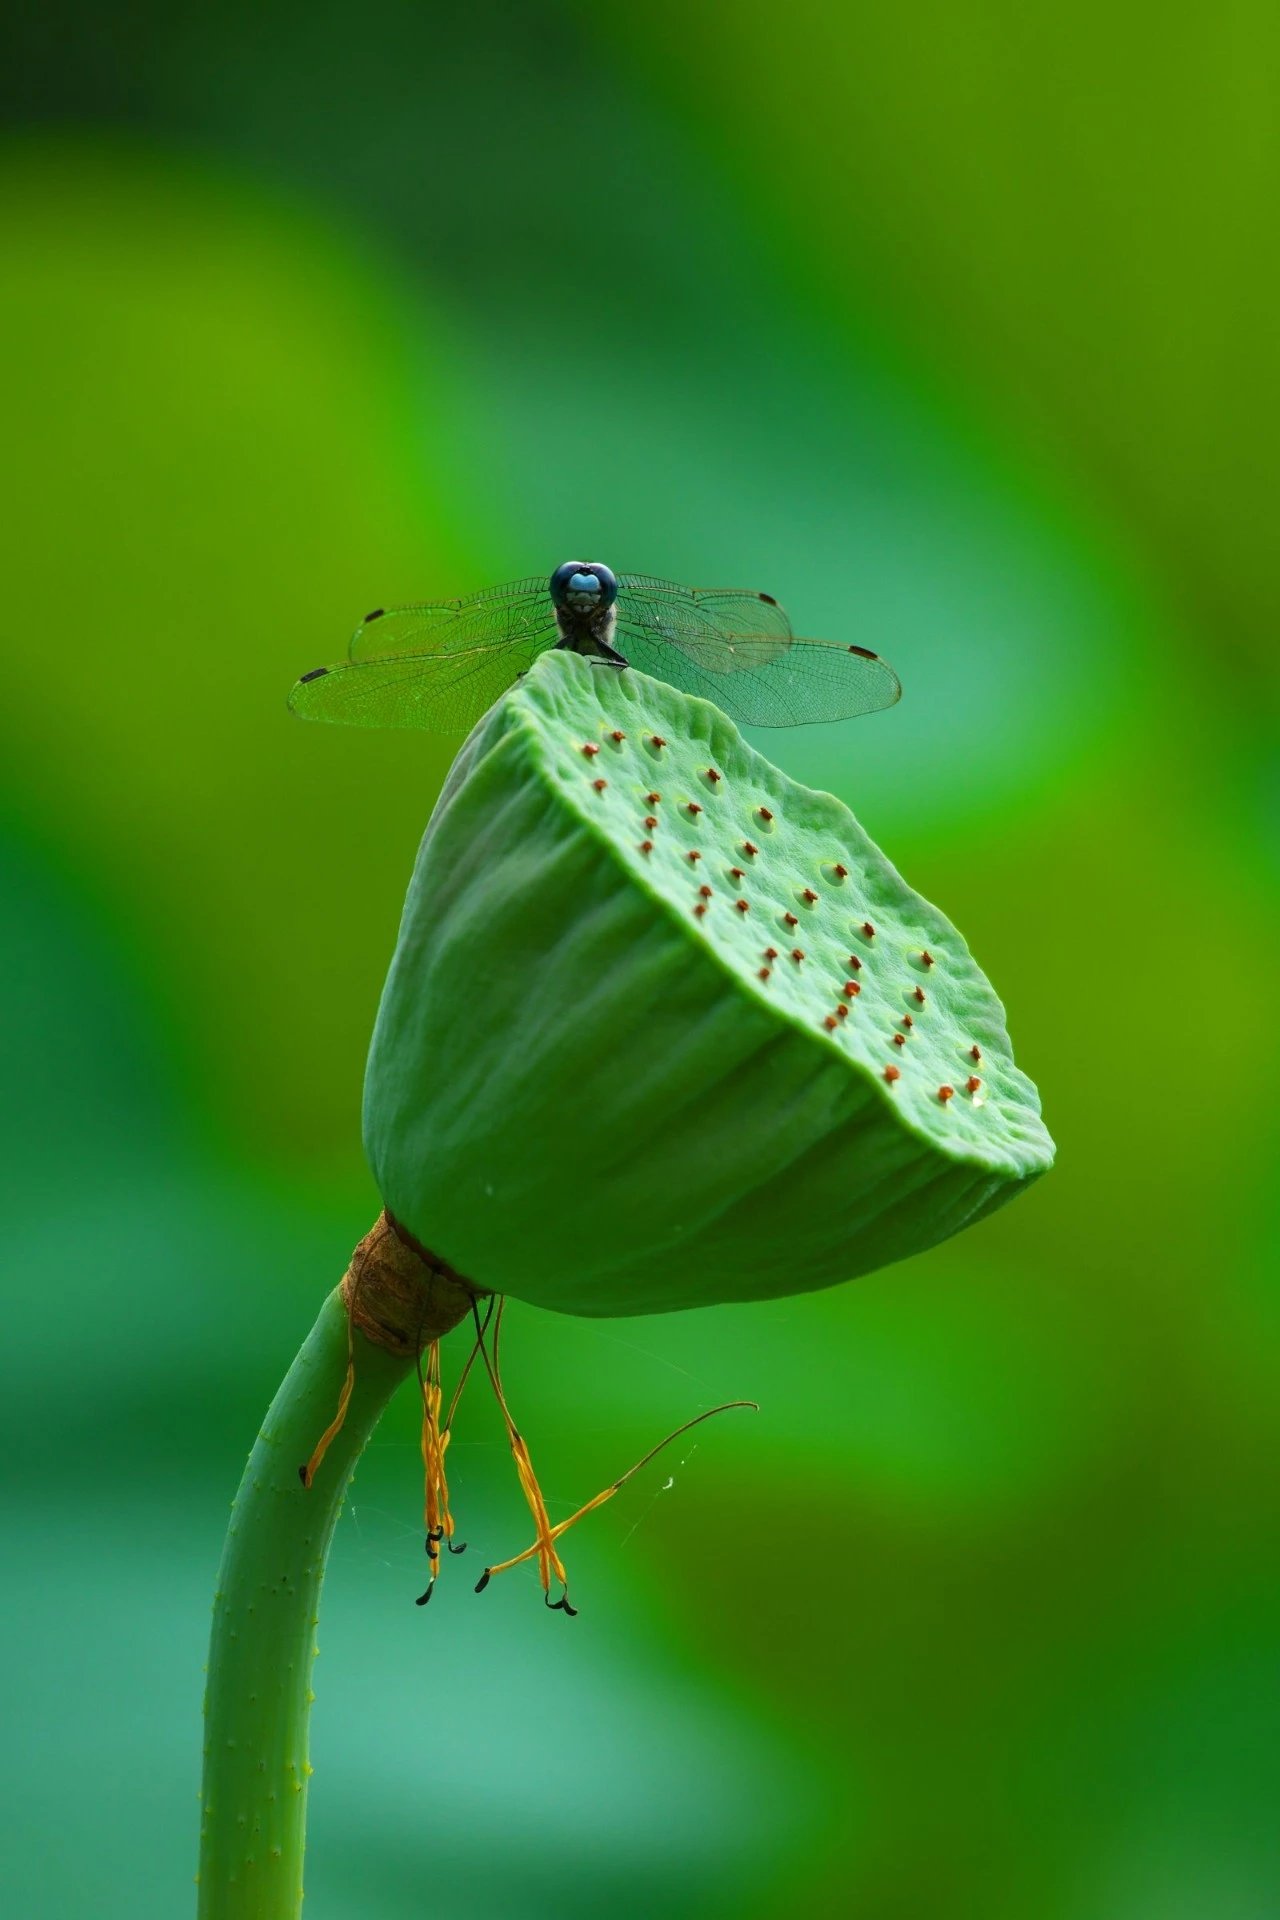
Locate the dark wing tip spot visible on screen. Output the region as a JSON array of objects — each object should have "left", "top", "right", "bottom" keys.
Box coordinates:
[
  {"left": 299, "top": 667, "right": 329, "bottom": 683},
  {"left": 363, "top": 607, "right": 385, "bottom": 623},
  {"left": 848, "top": 644, "right": 879, "bottom": 659}
]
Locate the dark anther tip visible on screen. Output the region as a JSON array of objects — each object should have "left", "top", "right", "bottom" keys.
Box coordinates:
[
  {"left": 447, "top": 1539, "right": 467, "bottom": 1555},
  {"left": 414, "top": 1583, "right": 435, "bottom": 1607},
  {"left": 427, "top": 1525, "right": 444, "bottom": 1541},
  {"left": 364, "top": 608, "right": 385, "bottom": 622},
  {"left": 474, "top": 1569, "right": 492, "bottom": 1594},
  {"left": 545, "top": 1591, "right": 578, "bottom": 1616},
  {"left": 426, "top": 1541, "right": 439, "bottom": 1561},
  {"left": 298, "top": 667, "right": 328, "bottom": 683}
]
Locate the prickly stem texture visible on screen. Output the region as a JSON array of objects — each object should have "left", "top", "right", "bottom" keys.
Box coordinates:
[{"left": 198, "top": 1289, "right": 412, "bottom": 1920}]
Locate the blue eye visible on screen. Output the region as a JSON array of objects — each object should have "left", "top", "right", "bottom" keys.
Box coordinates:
[{"left": 549, "top": 560, "right": 618, "bottom": 610}]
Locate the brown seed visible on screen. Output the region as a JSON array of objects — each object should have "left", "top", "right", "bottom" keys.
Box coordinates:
[
  {"left": 883, "top": 1064, "right": 901, "bottom": 1084},
  {"left": 592, "top": 778, "right": 607, "bottom": 791},
  {"left": 651, "top": 734, "right": 667, "bottom": 748},
  {"left": 970, "top": 1045, "right": 982, "bottom": 1061},
  {"left": 903, "top": 1014, "right": 914, "bottom": 1029},
  {"left": 644, "top": 815, "right": 658, "bottom": 829},
  {"left": 730, "top": 866, "right": 745, "bottom": 880},
  {"left": 582, "top": 743, "right": 600, "bottom": 757},
  {"left": 735, "top": 898, "right": 750, "bottom": 913},
  {"left": 833, "top": 863, "right": 849, "bottom": 879},
  {"left": 698, "top": 884, "right": 713, "bottom": 899},
  {"left": 862, "top": 921, "right": 876, "bottom": 938},
  {"left": 758, "top": 966, "right": 772, "bottom": 981},
  {"left": 783, "top": 911, "right": 799, "bottom": 927},
  {"left": 687, "top": 850, "right": 701, "bottom": 863},
  {"left": 913, "top": 986, "right": 926, "bottom": 1004},
  {"left": 843, "top": 980, "right": 861, "bottom": 997},
  {"left": 639, "top": 840, "right": 653, "bottom": 854},
  {"left": 686, "top": 801, "right": 703, "bottom": 816},
  {"left": 823, "top": 1015, "right": 838, "bottom": 1031},
  {"left": 921, "top": 949, "right": 935, "bottom": 967},
  {"left": 802, "top": 888, "right": 819, "bottom": 904},
  {"left": 611, "top": 729, "right": 626, "bottom": 742},
  {"left": 967, "top": 1076, "right": 982, "bottom": 1094},
  {"left": 791, "top": 948, "right": 805, "bottom": 963},
  {"left": 937, "top": 1084, "right": 954, "bottom": 1102},
  {"left": 834, "top": 1004, "right": 849, "bottom": 1020},
  {"left": 892, "top": 1033, "right": 905, "bottom": 1047},
  {"left": 764, "top": 947, "right": 779, "bottom": 961},
  {"left": 758, "top": 806, "right": 774, "bottom": 822},
  {"left": 706, "top": 768, "right": 722, "bottom": 783},
  {"left": 647, "top": 792, "right": 661, "bottom": 805},
  {"left": 743, "top": 841, "right": 759, "bottom": 857},
  {"left": 847, "top": 955, "right": 863, "bottom": 972},
  {"left": 693, "top": 903, "right": 707, "bottom": 918}
]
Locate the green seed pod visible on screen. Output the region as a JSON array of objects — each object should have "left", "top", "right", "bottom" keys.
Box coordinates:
[{"left": 364, "top": 651, "right": 1053, "bottom": 1317}]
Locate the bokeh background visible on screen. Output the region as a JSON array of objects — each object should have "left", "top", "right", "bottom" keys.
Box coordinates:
[{"left": 3, "top": 5, "right": 1278, "bottom": 1916}]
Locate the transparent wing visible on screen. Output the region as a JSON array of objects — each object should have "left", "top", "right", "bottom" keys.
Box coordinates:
[
  {"left": 617, "top": 575, "right": 793, "bottom": 664},
  {"left": 288, "top": 633, "right": 558, "bottom": 734},
  {"left": 615, "top": 619, "right": 901, "bottom": 728},
  {"left": 347, "top": 578, "right": 551, "bottom": 661}
]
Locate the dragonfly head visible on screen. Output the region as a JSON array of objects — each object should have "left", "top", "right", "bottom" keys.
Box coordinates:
[{"left": 549, "top": 560, "right": 619, "bottom": 617}]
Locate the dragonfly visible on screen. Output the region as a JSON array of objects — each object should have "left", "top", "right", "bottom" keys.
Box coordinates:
[{"left": 288, "top": 560, "right": 901, "bottom": 734}]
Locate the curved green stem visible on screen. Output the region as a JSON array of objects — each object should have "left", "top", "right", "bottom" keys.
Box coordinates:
[{"left": 198, "top": 1285, "right": 414, "bottom": 1919}]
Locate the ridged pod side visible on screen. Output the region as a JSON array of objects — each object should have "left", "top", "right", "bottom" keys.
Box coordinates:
[{"left": 364, "top": 651, "right": 1053, "bottom": 1317}]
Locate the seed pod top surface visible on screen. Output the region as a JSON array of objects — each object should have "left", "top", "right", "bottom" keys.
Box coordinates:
[{"left": 364, "top": 651, "right": 1054, "bottom": 1317}]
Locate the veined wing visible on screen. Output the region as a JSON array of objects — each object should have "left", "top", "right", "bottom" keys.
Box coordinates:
[
  {"left": 348, "top": 577, "right": 552, "bottom": 662},
  {"left": 614, "top": 620, "right": 901, "bottom": 728},
  {"left": 289, "top": 632, "right": 556, "bottom": 734},
  {"left": 617, "top": 575, "right": 793, "bottom": 667}
]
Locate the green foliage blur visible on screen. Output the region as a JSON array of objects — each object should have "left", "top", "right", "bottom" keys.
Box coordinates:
[{"left": 2, "top": 5, "right": 1276, "bottom": 1915}]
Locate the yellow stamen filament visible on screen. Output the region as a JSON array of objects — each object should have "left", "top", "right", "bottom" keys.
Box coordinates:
[
  {"left": 472, "top": 1300, "right": 570, "bottom": 1597},
  {"left": 416, "top": 1301, "right": 493, "bottom": 1602},
  {"left": 472, "top": 1294, "right": 756, "bottom": 1604},
  {"left": 299, "top": 1284, "right": 356, "bottom": 1489},
  {"left": 479, "top": 1400, "right": 757, "bottom": 1584}
]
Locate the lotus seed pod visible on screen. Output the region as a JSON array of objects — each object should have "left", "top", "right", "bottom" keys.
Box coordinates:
[{"left": 364, "top": 652, "right": 1053, "bottom": 1317}]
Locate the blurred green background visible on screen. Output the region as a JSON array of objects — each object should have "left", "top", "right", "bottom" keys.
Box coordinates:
[{"left": 3, "top": 5, "right": 1277, "bottom": 1916}]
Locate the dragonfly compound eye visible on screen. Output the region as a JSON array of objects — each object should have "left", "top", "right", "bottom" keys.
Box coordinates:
[
  {"left": 549, "top": 559, "right": 618, "bottom": 612},
  {"left": 363, "top": 650, "right": 1054, "bottom": 1317}
]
